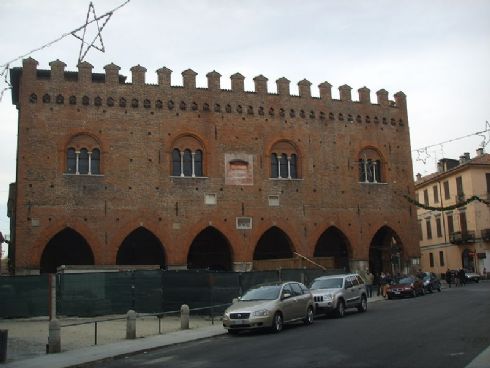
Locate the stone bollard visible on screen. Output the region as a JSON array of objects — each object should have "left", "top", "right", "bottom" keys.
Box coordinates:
[
  {"left": 180, "top": 304, "right": 190, "bottom": 330},
  {"left": 0, "top": 329, "right": 8, "bottom": 363},
  {"left": 48, "top": 319, "right": 61, "bottom": 354},
  {"left": 126, "top": 310, "right": 137, "bottom": 339}
]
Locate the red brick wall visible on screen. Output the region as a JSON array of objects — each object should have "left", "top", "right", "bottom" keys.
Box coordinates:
[{"left": 10, "top": 58, "right": 420, "bottom": 272}]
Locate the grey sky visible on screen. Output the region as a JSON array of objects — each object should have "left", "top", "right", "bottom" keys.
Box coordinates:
[{"left": 0, "top": 0, "right": 489, "bottom": 247}]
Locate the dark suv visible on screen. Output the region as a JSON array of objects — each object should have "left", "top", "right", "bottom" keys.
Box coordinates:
[{"left": 420, "top": 272, "right": 442, "bottom": 293}]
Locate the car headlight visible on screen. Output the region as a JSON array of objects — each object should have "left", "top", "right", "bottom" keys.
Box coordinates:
[{"left": 252, "top": 309, "right": 270, "bottom": 317}]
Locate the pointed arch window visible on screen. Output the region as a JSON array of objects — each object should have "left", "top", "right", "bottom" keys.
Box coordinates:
[
  {"left": 67, "top": 148, "right": 76, "bottom": 174},
  {"left": 194, "top": 150, "right": 203, "bottom": 177},
  {"left": 65, "top": 136, "right": 102, "bottom": 176},
  {"left": 279, "top": 154, "right": 288, "bottom": 178},
  {"left": 271, "top": 153, "right": 279, "bottom": 178},
  {"left": 270, "top": 141, "right": 300, "bottom": 180},
  {"left": 359, "top": 149, "right": 382, "bottom": 183},
  {"left": 172, "top": 149, "right": 181, "bottom": 176},
  {"left": 79, "top": 149, "right": 89, "bottom": 174},
  {"left": 172, "top": 148, "right": 204, "bottom": 177},
  {"left": 91, "top": 149, "right": 100, "bottom": 174},
  {"left": 290, "top": 154, "right": 297, "bottom": 178}
]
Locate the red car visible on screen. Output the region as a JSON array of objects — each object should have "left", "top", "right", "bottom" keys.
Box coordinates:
[{"left": 387, "top": 276, "right": 424, "bottom": 299}]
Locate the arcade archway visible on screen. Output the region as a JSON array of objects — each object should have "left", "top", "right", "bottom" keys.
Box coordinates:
[
  {"left": 254, "top": 226, "right": 294, "bottom": 260},
  {"left": 116, "top": 227, "right": 166, "bottom": 267},
  {"left": 187, "top": 227, "right": 232, "bottom": 271},
  {"left": 40, "top": 228, "right": 94, "bottom": 273},
  {"left": 314, "top": 227, "right": 350, "bottom": 271},
  {"left": 369, "top": 226, "right": 403, "bottom": 275}
]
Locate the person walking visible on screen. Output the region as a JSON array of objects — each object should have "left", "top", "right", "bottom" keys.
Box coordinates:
[
  {"left": 459, "top": 269, "right": 466, "bottom": 286},
  {"left": 365, "top": 269, "right": 374, "bottom": 298},
  {"left": 445, "top": 268, "right": 452, "bottom": 288}
]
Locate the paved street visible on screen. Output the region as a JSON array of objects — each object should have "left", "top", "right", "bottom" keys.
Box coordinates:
[{"left": 93, "top": 282, "right": 490, "bottom": 368}]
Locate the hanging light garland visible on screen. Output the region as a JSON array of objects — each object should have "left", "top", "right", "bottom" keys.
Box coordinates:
[{"left": 403, "top": 194, "right": 490, "bottom": 212}]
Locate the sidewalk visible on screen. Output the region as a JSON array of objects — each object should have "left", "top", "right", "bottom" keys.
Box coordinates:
[
  {"left": 2, "top": 324, "right": 226, "bottom": 368},
  {"left": 0, "top": 313, "right": 221, "bottom": 367}
]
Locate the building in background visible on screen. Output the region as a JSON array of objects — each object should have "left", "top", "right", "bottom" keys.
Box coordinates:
[
  {"left": 8, "top": 58, "right": 420, "bottom": 275},
  {"left": 415, "top": 151, "right": 490, "bottom": 276}
]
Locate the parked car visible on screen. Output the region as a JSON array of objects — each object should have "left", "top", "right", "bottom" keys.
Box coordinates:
[
  {"left": 222, "top": 281, "right": 314, "bottom": 334},
  {"left": 387, "top": 275, "right": 425, "bottom": 299},
  {"left": 464, "top": 271, "right": 480, "bottom": 283},
  {"left": 309, "top": 273, "right": 368, "bottom": 318},
  {"left": 420, "top": 272, "right": 442, "bottom": 293}
]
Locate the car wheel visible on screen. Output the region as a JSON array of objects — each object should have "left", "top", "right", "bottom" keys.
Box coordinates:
[
  {"left": 357, "top": 296, "right": 367, "bottom": 313},
  {"left": 271, "top": 312, "right": 283, "bottom": 333},
  {"left": 335, "top": 300, "right": 345, "bottom": 318},
  {"left": 304, "top": 307, "right": 314, "bottom": 325}
]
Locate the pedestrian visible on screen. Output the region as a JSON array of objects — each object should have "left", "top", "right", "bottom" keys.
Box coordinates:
[
  {"left": 365, "top": 269, "right": 374, "bottom": 298},
  {"left": 383, "top": 272, "right": 392, "bottom": 298},
  {"left": 454, "top": 270, "right": 460, "bottom": 287},
  {"left": 445, "top": 268, "right": 452, "bottom": 288},
  {"left": 379, "top": 272, "right": 386, "bottom": 297},
  {"left": 459, "top": 269, "right": 466, "bottom": 286},
  {"left": 374, "top": 273, "right": 381, "bottom": 296}
]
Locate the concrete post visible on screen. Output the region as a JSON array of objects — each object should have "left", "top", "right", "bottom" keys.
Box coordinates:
[
  {"left": 180, "top": 304, "right": 190, "bottom": 330},
  {"left": 49, "top": 274, "right": 56, "bottom": 320},
  {"left": 48, "top": 319, "right": 61, "bottom": 353},
  {"left": 126, "top": 310, "right": 137, "bottom": 339}
]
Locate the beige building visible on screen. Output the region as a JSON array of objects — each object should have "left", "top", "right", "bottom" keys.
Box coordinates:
[{"left": 415, "top": 150, "right": 490, "bottom": 277}]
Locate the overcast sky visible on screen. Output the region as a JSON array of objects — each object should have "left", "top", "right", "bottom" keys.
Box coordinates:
[{"left": 0, "top": 0, "right": 489, "bottom": 248}]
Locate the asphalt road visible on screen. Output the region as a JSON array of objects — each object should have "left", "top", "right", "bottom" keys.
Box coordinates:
[{"left": 95, "top": 281, "right": 490, "bottom": 368}]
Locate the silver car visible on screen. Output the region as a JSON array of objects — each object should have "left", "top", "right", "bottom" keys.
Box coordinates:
[
  {"left": 222, "top": 281, "right": 315, "bottom": 334},
  {"left": 310, "top": 274, "right": 368, "bottom": 318}
]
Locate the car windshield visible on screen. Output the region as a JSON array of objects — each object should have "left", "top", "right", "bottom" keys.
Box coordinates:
[
  {"left": 310, "top": 278, "right": 343, "bottom": 290},
  {"left": 240, "top": 285, "right": 281, "bottom": 301},
  {"left": 397, "top": 277, "right": 414, "bottom": 284}
]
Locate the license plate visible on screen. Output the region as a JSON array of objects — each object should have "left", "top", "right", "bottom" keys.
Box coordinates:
[
  {"left": 231, "top": 320, "right": 246, "bottom": 325},
  {"left": 394, "top": 291, "right": 400, "bottom": 295}
]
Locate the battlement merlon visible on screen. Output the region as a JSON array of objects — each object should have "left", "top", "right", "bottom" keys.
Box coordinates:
[{"left": 12, "top": 58, "right": 407, "bottom": 109}]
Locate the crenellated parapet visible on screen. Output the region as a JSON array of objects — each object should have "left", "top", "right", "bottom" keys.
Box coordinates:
[{"left": 11, "top": 58, "right": 408, "bottom": 127}]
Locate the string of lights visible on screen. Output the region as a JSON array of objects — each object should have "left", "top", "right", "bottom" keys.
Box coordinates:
[
  {"left": 412, "top": 122, "right": 490, "bottom": 164},
  {"left": 0, "top": 0, "right": 130, "bottom": 102}
]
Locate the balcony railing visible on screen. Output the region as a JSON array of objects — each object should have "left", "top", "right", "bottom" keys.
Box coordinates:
[
  {"left": 482, "top": 228, "right": 490, "bottom": 242},
  {"left": 449, "top": 230, "right": 476, "bottom": 244},
  {"left": 455, "top": 193, "right": 466, "bottom": 203}
]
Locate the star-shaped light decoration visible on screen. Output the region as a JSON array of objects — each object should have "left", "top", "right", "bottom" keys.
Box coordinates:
[{"left": 71, "top": 2, "right": 113, "bottom": 64}]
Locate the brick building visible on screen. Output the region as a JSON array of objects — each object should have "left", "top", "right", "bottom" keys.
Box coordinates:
[{"left": 8, "top": 57, "right": 420, "bottom": 275}]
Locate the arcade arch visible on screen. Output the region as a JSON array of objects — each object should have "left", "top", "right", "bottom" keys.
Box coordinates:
[
  {"left": 40, "top": 228, "right": 94, "bottom": 273},
  {"left": 187, "top": 227, "right": 232, "bottom": 271},
  {"left": 116, "top": 227, "right": 166, "bottom": 267},
  {"left": 313, "top": 227, "right": 350, "bottom": 271}
]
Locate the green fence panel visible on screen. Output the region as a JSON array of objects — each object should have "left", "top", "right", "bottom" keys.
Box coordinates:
[
  {"left": 133, "top": 270, "right": 163, "bottom": 313},
  {"left": 104, "top": 272, "right": 133, "bottom": 314},
  {"left": 0, "top": 275, "right": 48, "bottom": 318}
]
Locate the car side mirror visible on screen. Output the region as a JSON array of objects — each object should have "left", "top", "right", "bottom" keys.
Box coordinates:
[{"left": 282, "top": 292, "right": 291, "bottom": 300}]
